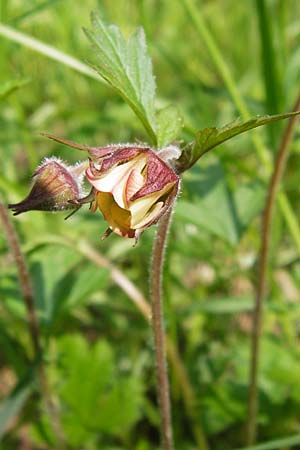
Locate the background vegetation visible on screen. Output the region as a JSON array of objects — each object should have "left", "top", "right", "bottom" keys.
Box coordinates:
[{"left": 1, "top": 1, "right": 300, "bottom": 449}]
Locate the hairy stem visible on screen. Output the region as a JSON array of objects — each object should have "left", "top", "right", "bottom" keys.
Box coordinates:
[
  {"left": 245, "top": 94, "right": 300, "bottom": 445},
  {"left": 151, "top": 207, "right": 174, "bottom": 450},
  {"left": 0, "top": 202, "right": 41, "bottom": 356},
  {"left": 0, "top": 202, "right": 66, "bottom": 448}
]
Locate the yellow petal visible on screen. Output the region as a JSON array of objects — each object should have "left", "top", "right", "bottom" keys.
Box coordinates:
[
  {"left": 97, "top": 192, "right": 132, "bottom": 236},
  {"left": 129, "top": 182, "right": 175, "bottom": 228},
  {"left": 133, "top": 201, "right": 164, "bottom": 229}
]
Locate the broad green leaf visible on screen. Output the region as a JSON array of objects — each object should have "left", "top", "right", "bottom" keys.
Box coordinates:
[
  {"left": 0, "top": 79, "right": 29, "bottom": 100},
  {"left": 84, "top": 12, "right": 157, "bottom": 144},
  {"left": 48, "top": 335, "right": 144, "bottom": 447},
  {"left": 177, "top": 111, "right": 300, "bottom": 171},
  {"left": 233, "top": 181, "right": 266, "bottom": 232},
  {"left": 156, "top": 104, "right": 183, "bottom": 147},
  {"left": 176, "top": 163, "right": 265, "bottom": 245},
  {"left": 28, "top": 245, "right": 82, "bottom": 323},
  {"left": 52, "top": 264, "right": 109, "bottom": 314}
]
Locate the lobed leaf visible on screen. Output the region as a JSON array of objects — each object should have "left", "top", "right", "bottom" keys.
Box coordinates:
[
  {"left": 177, "top": 111, "right": 300, "bottom": 171},
  {"left": 84, "top": 12, "right": 157, "bottom": 144}
]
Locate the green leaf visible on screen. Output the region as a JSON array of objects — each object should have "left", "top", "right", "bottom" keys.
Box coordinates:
[
  {"left": 177, "top": 111, "right": 300, "bottom": 171},
  {"left": 50, "top": 335, "right": 144, "bottom": 447},
  {"left": 53, "top": 264, "right": 109, "bottom": 314},
  {"left": 233, "top": 181, "right": 266, "bottom": 233},
  {"left": 156, "top": 105, "right": 183, "bottom": 147},
  {"left": 0, "top": 79, "right": 29, "bottom": 100},
  {"left": 183, "top": 297, "right": 254, "bottom": 315},
  {"left": 232, "top": 434, "right": 300, "bottom": 450},
  {"left": 0, "top": 320, "right": 29, "bottom": 374},
  {"left": 176, "top": 163, "right": 265, "bottom": 245},
  {"left": 0, "top": 377, "right": 33, "bottom": 440},
  {"left": 84, "top": 12, "right": 157, "bottom": 144}
]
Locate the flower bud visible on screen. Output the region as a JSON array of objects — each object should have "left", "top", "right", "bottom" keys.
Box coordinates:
[
  {"left": 86, "top": 146, "right": 180, "bottom": 239},
  {"left": 9, "top": 158, "right": 86, "bottom": 215}
]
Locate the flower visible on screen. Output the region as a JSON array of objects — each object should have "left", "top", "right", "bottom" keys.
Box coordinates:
[
  {"left": 9, "top": 133, "right": 181, "bottom": 241},
  {"left": 8, "top": 158, "right": 86, "bottom": 215},
  {"left": 86, "top": 146, "right": 180, "bottom": 240}
]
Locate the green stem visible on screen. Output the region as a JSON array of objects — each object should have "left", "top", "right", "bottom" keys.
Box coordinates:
[
  {"left": 151, "top": 207, "right": 174, "bottom": 450},
  {"left": 245, "top": 94, "right": 300, "bottom": 445},
  {"left": 0, "top": 202, "right": 41, "bottom": 358}
]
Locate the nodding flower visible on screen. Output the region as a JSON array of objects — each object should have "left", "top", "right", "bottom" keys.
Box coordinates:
[
  {"left": 9, "top": 134, "right": 181, "bottom": 242},
  {"left": 85, "top": 145, "right": 180, "bottom": 240}
]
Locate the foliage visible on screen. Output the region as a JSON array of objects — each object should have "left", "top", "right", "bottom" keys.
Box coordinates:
[
  {"left": 1, "top": 1, "right": 300, "bottom": 450},
  {"left": 177, "top": 112, "right": 300, "bottom": 171},
  {"left": 84, "top": 12, "right": 183, "bottom": 147},
  {"left": 32, "top": 335, "right": 144, "bottom": 448}
]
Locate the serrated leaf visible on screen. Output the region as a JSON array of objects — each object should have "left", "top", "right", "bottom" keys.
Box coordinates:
[
  {"left": 51, "top": 335, "right": 144, "bottom": 447},
  {"left": 0, "top": 79, "right": 29, "bottom": 100},
  {"left": 177, "top": 111, "right": 300, "bottom": 171},
  {"left": 84, "top": 12, "right": 157, "bottom": 144},
  {"left": 156, "top": 104, "right": 183, "bottom": 147}
]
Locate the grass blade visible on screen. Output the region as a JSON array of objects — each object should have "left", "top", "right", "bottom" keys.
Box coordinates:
[
  {"left": 233, "top": 434, "right": 300, "bottom": 450},
  {"left": 255, "top": 0, "right": 282, "bottom": 145},
  {"left": 0, "top": 23, "right": 101, "bottom": 81}
]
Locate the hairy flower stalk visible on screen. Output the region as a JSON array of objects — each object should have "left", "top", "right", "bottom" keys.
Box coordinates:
[{"left": 151, "top": 206, "right": 175, "bottom": 450}]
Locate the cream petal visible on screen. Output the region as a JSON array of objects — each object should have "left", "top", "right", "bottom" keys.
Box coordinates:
[
  {"left": 129, "top": 182, "right": 175, "bottom": 228},
  {"left": 129, "top": 191, "right": 161, "bottom": 228},
  {"left": 87, "top": 161, "right": 132, "bottom": 194},
  {"left": 133, "top": 201, "right": 164, "bottom": 229},
  {"left": 125, "top": 169, "right": 144, "bottom": 206},
  {"left": 112, "top": 156, "right": 146, "bottom": 208},
  {"left": 87, "top": 156, "right": 147, "bottom": 209}
]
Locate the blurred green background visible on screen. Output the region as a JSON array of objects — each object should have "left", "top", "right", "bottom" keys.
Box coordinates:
[{"left": 1, "top": 1, "right": 300, "bottom": 449}]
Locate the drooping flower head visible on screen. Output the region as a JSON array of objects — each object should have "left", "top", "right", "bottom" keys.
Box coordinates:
[
  {"left": 86, "top": 145, "right": 180, "bottom": 240},
  {"left": 9, "top": 135, "right": 180, "bottom": 241}
]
